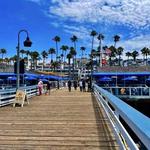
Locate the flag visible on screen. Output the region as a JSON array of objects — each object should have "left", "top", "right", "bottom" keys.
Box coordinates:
[
  {"left": 105, "top": 48, "right": 111, "bottom": 55},
  {"left": 102, "top": 59, "right": 107, "bottom": 65}
]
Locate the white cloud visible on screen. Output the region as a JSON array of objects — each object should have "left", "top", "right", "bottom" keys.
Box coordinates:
[
  {"left": 120, "top": 35, "right": 150, "bottom": 51},
  {"left": 49, "top": 0, "right": 150, "bottom": 29}
]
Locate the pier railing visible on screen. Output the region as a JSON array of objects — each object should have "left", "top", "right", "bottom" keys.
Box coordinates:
[
  {"left": 0, "top": 85, "right": 37, "bottom": 107},
  {"left": 103, "top": 86, "right": 150, "bottom": 100},
  {"left": 0, "top": 81, "right": 65, "bottom": 107},
  {"left": 93, "top": 84, "right": 150, "bottom": 150}
]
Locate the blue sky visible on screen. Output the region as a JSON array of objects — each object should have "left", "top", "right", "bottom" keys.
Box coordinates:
[{"left": 1, "top": 0, "right": 150, "bottom": 59}]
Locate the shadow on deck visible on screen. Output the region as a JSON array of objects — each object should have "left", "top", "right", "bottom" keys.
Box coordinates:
[{"left": 0, "top": 88, "right": 119, "bottom": 150}]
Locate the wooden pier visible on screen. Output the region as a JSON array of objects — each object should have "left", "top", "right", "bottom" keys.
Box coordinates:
[{"left": 0, "top": 88, "right": 119, "bottom": 150}]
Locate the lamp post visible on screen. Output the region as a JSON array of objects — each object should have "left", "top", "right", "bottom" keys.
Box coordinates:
[
  {"left": 90, "top": 53, "right": 93, "bottom": 90},
  {"left": 16, "top": 29, "right": 32, "bottom": 90}
]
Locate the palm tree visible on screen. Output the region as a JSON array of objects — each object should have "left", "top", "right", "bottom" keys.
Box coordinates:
[
  {"left": 20, "top": 49, "right": 25, "bottom": 58},
  {"left": 51, "top": 61, "right": 59, "bottom": 72},
  {"left": 53, "top": 36, "right": 61, "bottom": 61},
  {"left": 131, "top": 50, "right": 139, "bottom": 62},
  {"left": 125, "top": 52, "right": 132, "bottom": 66},
  {"left": 0, "top": 48, "right": 7, "bottom": 61},
  {"left": 70, "top": 47, "right": 77, "bottom": 79},
  {"left": 48, "top": 48, "right": 56, "bottom": 63},
  {"left": 25, "top": 50, "right": 30, "bottom": 69},
  {"left": 90, "top": 30, "right": 97, "bottom": 50},
  {"left": 70, "top": 35, "right": 78, "bottom": 50},
  {"left": 116, "top": 47, "right": 124, "bottom": 66},
  {"left": 113, "top": 35, "right": 120, "bottom": 48},
  {"left": 80, "top": 46, "right": 86, "bottom": 69},
  {"left": 97, "top": 34, "right": 104, "bottom": 67},
  {"left": 70, "top": 35, "right": 78, "bottom": 69},
  {"left": 41, "top": 50, "right": 48, "bottom": 71},
  {"left": 80, "top": 46, "right": 86, "bottom": 58},
  {"left": 60, "top": 45, "right": 69, "bottom": 63},
  {"left": 10, "top": 55, "right": 17, "bottom": 64},
  {"left": 4, "top": 57, "right": 10, "bottom": 65},
  {"left": 30, "top": 51, "right": 40, "bottom": 70},
  {"left": 109, "top": 46, "right": 116, "bottom": 66},
  {"left": 141, "top": 47, "right": 150, "bottom": 65},
  {"left": 67, "top": 53, "right": 72, "bottom": 78}
]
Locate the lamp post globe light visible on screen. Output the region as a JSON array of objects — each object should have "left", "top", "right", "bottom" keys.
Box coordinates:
[{"left": 16, "top": 29, "right": 32, "bottom": 90}]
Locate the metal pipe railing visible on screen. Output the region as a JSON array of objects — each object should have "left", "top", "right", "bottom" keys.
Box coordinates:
[{"left": 93, "top": 84, "right": 150, "bottom": 150}]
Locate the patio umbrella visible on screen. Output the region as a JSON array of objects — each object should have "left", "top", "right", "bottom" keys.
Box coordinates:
[
  {"left": 40, "top": 79, "right": 49, "bottom": 82},
  {"left": 7, "top": 76, "right": 17, "bottom": 81},
  {"left": 99, "top": 77, "right": 112, "bottom": 82},
  {"left": 25, "top": 76, "right": 37, "bottom": 80},
  {"left": 122, "top": 76, "right": 138, "bottom": 81}
]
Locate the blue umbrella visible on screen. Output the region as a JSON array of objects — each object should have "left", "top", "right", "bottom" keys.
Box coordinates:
[
  {"left": 122, "top": 76, "right": 138, "bottom": 81},
  {"left": 25, "top": 76, "right": 37, "bottom": 80},
  {"left": 7, "top": 76, "right": 17, "bottom": 81},
  {"left": 40, "top": 79, "right": 48, "bottom": 82},
  {"left": 146, "top": 77, "right": 150, "bottom": 81},
  {"left": 99, "top": 77, "right": 112, "bottom": 82},
  {"left": 0, "top": 79, "right": 4, "bottom": 83}
]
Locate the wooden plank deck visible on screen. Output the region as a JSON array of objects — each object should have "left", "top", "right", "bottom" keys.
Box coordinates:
[{"left": 0, "top": 88, "right": 120, "bottom": 150}]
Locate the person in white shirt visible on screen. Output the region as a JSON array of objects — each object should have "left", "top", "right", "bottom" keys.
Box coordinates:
[
  {"left": 38, "top": 80, "right": 43, "bottom": 95},
  {"left": 79, "top": 80, "right": 83, "bottom": 92}
]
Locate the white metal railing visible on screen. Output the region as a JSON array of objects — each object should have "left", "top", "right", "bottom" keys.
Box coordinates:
[
  {"left": 93, "top": 84, "right": 150, "bottom": 150},
  {"left": 0, "top": 81, "right": 66, "bottom": 107},
  {"left": 0, "top": 85, "right": 37, "bottom": 107},
  {"left": 103, "top": 86, "right": 150, "bottom": 100}
]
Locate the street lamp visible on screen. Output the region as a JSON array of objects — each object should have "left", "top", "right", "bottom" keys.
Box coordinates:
[{"left": 16, "top": 29, "right": 32, "bottom": 89}]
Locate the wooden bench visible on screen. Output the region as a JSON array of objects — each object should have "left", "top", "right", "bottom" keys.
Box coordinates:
[{"left": 13, "top": 90, "right": 29, "bottom": 107}]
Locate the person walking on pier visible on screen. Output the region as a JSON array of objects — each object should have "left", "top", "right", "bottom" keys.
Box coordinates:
[
  {"left": 79, "top": 80, "right": 83, "bottom": 92},
  {"left": 68, "top": 80, "right": 72, "bottom": 92},
  {"left": 38, "top": 80, "right": 43, "bottom": 96},
  {"left": 82, "top": 79, "right": 86, "bottom": 92},
  {"left": 45, "top": 81, "right": 51, "bottom": 95},
  {"left": 73, "top": 80, "right": 78, "bottom": 90}
]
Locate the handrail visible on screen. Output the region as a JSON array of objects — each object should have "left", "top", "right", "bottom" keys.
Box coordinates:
[
  {"left": 93, "top": 84, "right": 150, "bottom": 150},
  {"left": 0, "top": 85, "right": 37, "bottom": 107},
  {"left": 0, "top": 81, "right": 65, "bottom": 107},
  {"left": 103, "top": 86, "right": 150, "bottom": 100}
]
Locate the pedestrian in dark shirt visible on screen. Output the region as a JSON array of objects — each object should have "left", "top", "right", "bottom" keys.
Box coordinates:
[
  {"left": 68, "top": 80, "right": 72, "bottom": 92},
  {"left": 87, "top": 80, "right": 91, "bottom": 92},
  {"left": 82, "top": 80, "right": 86, "bottom": 92},
  {"left": 45, "top": 81, "right": 51, "bottom": 95},
  {"left": 73, "top": 80, "right": 77, "bottom": 90}
]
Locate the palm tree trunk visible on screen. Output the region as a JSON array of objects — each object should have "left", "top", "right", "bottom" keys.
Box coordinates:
[
  {"left": 42, "top": 59, "right": 44, "bottom": 71},
  {"left": 27, "top": 55, "right": 29, "bottom": 69},
  {"left": 146, "top": 54, "right": 147, "bottom": 66},
  {"left": 109, "top": 56, "right": 112, "bottom": 66},
  {"left": 127, "top": 57, "right": 129, "bottom": 66},
  {"left": 68, "top": 59, "right": 71, "bottom": 78},
  {"left": 91, "top": 36, "right": 94, "bottom": 50},
  {"left": 114, "top": 42, "right": 116, "bottom": 48},
  {"left": 72, "top": 56, "right": 75, "bottom": 79},
  {"left": 99, "top": 39, "right": 102, "bottom": 67},
  {"left": 56, "top": 42, "right": 58, "bottom": 61},
  {"left": 119, "top": 55, "right": 121, "bottom": 66}
]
